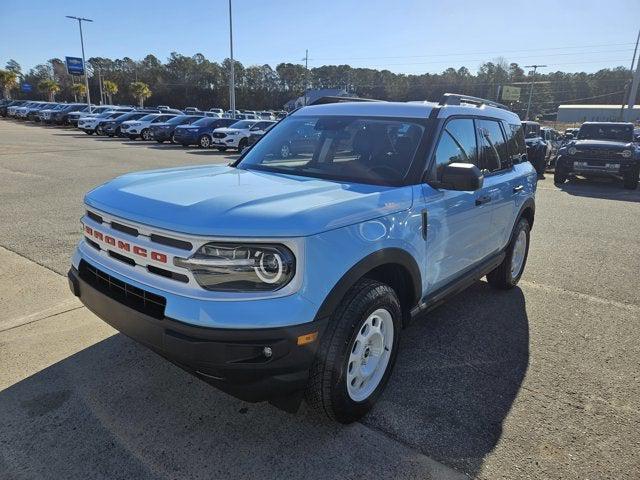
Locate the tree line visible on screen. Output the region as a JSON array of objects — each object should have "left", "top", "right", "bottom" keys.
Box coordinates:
[{"left": 0, "top": 53, "right": 636, "bottom": 118}]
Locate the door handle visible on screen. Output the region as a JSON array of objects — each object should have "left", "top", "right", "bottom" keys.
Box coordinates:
[
  {"left": 475, "top": 195, "right": 492, "bottom": 206},
  {"left": 513, "top": 185, "right": 524, "bottom": 193}
]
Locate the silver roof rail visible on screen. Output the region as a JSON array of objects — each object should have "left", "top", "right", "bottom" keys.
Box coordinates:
[{"left": 440, "top": 93, "right": 510, "bottom": 111}]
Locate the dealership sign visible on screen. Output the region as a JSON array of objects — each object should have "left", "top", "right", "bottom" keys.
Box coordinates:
[
  {"left": 501, "top": 85, "right": 521, "bottom": 102},
  {"left": 21, "top": 83, "right": 32, "bottom": 92},
  {"left": 65, "top": 56, "right": 85, "bottom": 76}
]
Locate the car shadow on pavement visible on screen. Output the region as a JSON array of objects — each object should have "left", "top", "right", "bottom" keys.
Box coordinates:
[
  {"left": 556, "top": 176, "right": 640, "bottom": 202},
  {"left": 0, "top": 281, "right": 527, "bottom": 479},
  {"left": 364, "top": 280, "right": 529, "bottom": 476}
]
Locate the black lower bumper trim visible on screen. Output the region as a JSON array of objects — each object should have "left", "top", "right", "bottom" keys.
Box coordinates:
[{"left": 68, "top": 266, "right": 327, "bottom": 403}]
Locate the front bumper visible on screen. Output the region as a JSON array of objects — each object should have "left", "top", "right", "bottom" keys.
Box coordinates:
[
  {"left": 67, "top": 262, "right": 327, "bottom": 403},
  {"left": 556, "top": 155, "right": 638, "bottom": 176}
]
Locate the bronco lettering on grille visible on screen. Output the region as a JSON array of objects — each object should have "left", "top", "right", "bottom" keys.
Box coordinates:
[{"left": 84, "top": 225, "right": 168, "bottom": 263}]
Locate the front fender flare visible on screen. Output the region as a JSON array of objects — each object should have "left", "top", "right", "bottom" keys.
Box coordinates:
[{"left": 314, "top": 247, "right": 422, "bottom": 321}]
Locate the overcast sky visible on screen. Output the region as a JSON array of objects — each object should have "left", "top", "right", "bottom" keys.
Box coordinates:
[{"left": 1, "top": 0, "right": 639, "bottom": 74}]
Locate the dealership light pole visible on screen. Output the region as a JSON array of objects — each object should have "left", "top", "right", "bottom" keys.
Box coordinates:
[
  {"left": 620, "top": 28, "right": 640, "bottom": 121},
  {"left": 66, "top": 15, "right": 93, "bottom": 112},
  {"left": 524, "top": 64, "right": 546, "bottom": 121},
  {"left": 228, "top": 0, "right": 236, "bottom": 118}
]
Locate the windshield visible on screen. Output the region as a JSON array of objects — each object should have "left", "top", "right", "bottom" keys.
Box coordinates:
[
  {"left": 165, "top": 115, "right": 192, "bottom": 125},
  {"left": 229, "top": 120, "right": 256, "bottom": 129},
  {"left": 238, "top": 115, "right": 424, "bottom": 185},
  {"left": 138, "top": 114, "right": 159, "bottom": 122},
  {"left": 577, "top": 124, "right": 633, "bottom": 142},
  {"left": 523, "top": 122, "right": 540, "bottom": 138},
  {"left": 192, "top": 117, "right": 218, "bottom": 126}
]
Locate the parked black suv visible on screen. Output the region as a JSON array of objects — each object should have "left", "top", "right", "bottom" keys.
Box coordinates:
[{"left": 554, "top": 122, "right": 639, "bottom": 190}]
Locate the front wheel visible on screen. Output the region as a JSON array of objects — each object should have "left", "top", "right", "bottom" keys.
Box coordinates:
[
  {"left": 305, "top": 278, "right": 401, "bottom": 423},
  {"left": 237, "top": 138, "right": 248, "bottom": 152},
  {"left": 198, "top": 135, "right": 211, "bottom": 148},
  {"left": 486, "top": 218, "right": 530, "bottom": 290},
  {"left": 141, "top": 129, "right": 151, "bottom": 141},
  {"left": 554, "top": 170, "right": 568, "bottom": 185},
  {"left": 623, "top": 168, "right": 639, "bottom": 190}
]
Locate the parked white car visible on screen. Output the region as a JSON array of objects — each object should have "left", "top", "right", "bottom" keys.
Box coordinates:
[
  {"left": 119, "top": 113, "right": 178, "bottom": 140},
  {"left": 211, "top": 120, "right": 274, "bottom": 151}
]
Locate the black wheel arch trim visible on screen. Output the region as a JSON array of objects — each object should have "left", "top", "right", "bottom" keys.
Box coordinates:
[
  {"left": 314, "top": 247, "right": 422, "bottom": 322},
  {"left": 515, "top": 197, "right": 535, "bottom": 231}
]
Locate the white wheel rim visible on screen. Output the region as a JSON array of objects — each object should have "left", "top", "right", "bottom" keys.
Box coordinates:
[
  {"left": 202, "top": 136, "right": 210, "bottom": 147},
  {"left": 346, "top": 308, "right": 394, "bottom": 402},
  {"left": 510, "top": 230, "right": 527, "bottom": 279}
]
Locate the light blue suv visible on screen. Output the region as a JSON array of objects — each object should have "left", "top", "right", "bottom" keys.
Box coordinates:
[{"left": 68, "top": 94, "right": 536, "bottom": 423}]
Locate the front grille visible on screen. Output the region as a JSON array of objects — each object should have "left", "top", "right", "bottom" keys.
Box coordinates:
[
  {"left": 150, "top": 234, "right": 192, "bottom": 251},
  {"left": 574, "top": 149, "right": 623, "bottom": 161},
  {"left": 79, "top": 260, "right": 166, "bottom": 319},
  {"left": 212, "top": 132, "right": 226, "bottom": 138},
  {"left": 111, "top": 221, "right": 138, "bottom": 237}
]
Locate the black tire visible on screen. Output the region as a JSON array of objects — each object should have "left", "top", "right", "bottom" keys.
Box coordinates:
[
  {"left": 486, "top": 218, "right": 531, "bottom": 290},
  {"left": 623, "top": 168, "right": 639, "bottom": 190},
  {"left": 305, "top": 278, "right": 402, "bottom": 423},
  {"left": 95, "top": 125, "right": 103, "bottom": 135},
  {"left": 141, "top": 129, "right": 151, "bottom": 141},
  {"left": 156, "top": 139, "right": 164, "bottom": 144},
  {"left": 237, "top": 138, "right": 248, "bottom": 152},
  {"left": 198, "top": 135, "right": 211, "bottom": 148},
  {"left": 84, "top": 130, "right": 94, "bottom": 135},
  {"left": 107, "top": 134, "right": 114, "bottom": 138},
  {"left": 554, "top": 170, "right": 568, "bottom": 185},
  {"left": 115, "top": 127, "right": 121, "bottom": 137},
  {"left": 170, "top": 133, "right": 176, "bottom": 144}
]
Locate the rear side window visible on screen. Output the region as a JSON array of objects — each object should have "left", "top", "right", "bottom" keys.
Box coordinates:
[
  {"left": 504, "top": 122, "right": 526, "bottom": 162},
  {"left": 432, "top": 118, "right": 478, "bottom": 179},
  {"left": 477, "top": 119, "right": 509, "bottom": 172}
]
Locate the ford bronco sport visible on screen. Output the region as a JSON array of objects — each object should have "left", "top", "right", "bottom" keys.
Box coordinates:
[
  {"left": 68, "top": 94, "right": 536, "bottom": 423},
  {"left": 554, "top": 122, "right": 639, "bottom": 189}
]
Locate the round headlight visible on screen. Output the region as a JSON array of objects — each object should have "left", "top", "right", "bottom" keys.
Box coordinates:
[
  {"left": 174, "top": 243, "right": 295, "bottom": 292},
  {"left": 621, "top": 150, "right": 632, "bottom": 158},
  {"left": 568, "top": 147, "right": 577, "bottom": 155}
]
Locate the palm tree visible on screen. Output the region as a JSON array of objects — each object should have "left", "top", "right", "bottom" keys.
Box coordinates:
[
  {"left": 71, "top": 83, "right": 87, "bottom": 101},
  {"left": 103, "top": 80, "right": 118, "bottom": 104},
  {"left": 129, "top": 81, "right": 151, "bottom": 107},
  {"left": 38, "top": 79, "right": 61, "bottom": 101},
  {"left": 0, "top": 69, "right": 18, "bottom": 99}
]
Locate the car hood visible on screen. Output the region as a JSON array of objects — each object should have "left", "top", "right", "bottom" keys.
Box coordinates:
[
  {"left": 572, "top": 139, "right": 634, "bottom": 149},
  {"left": 84, "top": 165, "right": 413, "bottom": 237},
  {"left": 213, "top": 127, "right": 245, "bottom": 134}
]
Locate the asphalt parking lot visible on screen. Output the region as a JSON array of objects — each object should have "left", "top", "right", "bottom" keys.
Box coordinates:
[{"left": 1, "top": 120, "right": 639, "bottom": 479}]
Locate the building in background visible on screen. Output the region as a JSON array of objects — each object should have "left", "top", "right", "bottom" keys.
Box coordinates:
[{"left": 557, "top": 104, "right": 640, "bottom": 123}]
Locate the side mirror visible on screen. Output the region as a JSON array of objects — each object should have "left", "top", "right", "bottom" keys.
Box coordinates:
[{"left": 439, "top": 163, "right": 484, "bottom": 191}]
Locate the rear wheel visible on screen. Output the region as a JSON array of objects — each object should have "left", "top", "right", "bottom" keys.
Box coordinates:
[
  {"left": 95, "top": 125, "right": 103, "bottom": 135},
  {"left": 141, "top": 129, "right": 151, "bottom": 141},
  {"left": 487, "top": 218, "right": 530, "bottom": 290},
  {"left": 305, "top": 278, "right": 401, "bottom": 423},
  {"left": 623, "top": 168, "right": 639, "bottom": 190},
  {"left": 237, "top": 138, "right": 248, "bottom": 152},
  {"left": 170, "top": 133, "right": 176, "bottom": 144}
]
